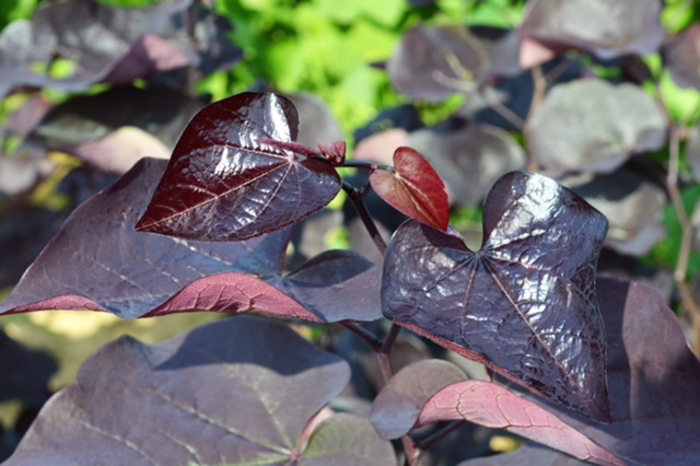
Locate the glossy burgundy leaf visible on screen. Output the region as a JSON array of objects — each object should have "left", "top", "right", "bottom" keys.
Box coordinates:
[
  {"left": 525, "top": 79, "right": 667, "bottom": 175},
  {"left": 0, "top": 158, "right": 290, "bottom": 319},
  {"left": 3, "top": 316, "right": 392, "bottom": 465},
  {"left": 415, "top": 381, "right": 623, "bottom": 465},
  {"left": 387, "top": 25, "right": 521, "bottom": 102},
  {"left": 518, "top": 278, "right": 700, "bottom": 465},
  {"left": 370, "top": 359, "right": 467, "bottom": 439},
  {"left": 136, "top": 92, "right": 342, "bottom": 241},
  {"left": 381, "top": 171, "right": 611, "bottom": 421},
  {"left": 665, "top": 25, "right": 700, "bottom": 91},
  {"left": 370, "top": 147, "right": 449, "bottom": 232},
  {"left": 409, "top": 122, "right": 526, "bottom": 207},
  {"left": 0, "top": 158, "right": 382, "bottom": 322},
  {"left": 519, "top": 0, "right": 664, "bottom": 68}
]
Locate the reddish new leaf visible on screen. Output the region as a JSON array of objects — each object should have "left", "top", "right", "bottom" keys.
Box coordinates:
[
  {"left": 415, "top": 381, "right": 623, "bottom": 466},
  {"left": 381, "top": 171, "right": 610, "bottom": 421},
  {"left": 370, "top": 147, "right": 449, "bottom": 232},
  {"left": 136, "top": 92, "right": 341, "bottom": 241}
]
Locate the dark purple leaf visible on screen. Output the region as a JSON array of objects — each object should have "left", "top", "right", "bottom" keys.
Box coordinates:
[
  {"left": 519, "top": 278, "right": 700, "bottom": 465},
  {"left": 381, "top": 171, "right": 611, "bottom": 421},
  {"left": 282, "top": 250, "right": 382, "bottom": 322},
  {"left": 370, "top": 359, "right": 467, "bottom": 439},
  {"left": 5, "top": 95, "right": 52, "bottom": 139},
  {"left": 687, "top": 125, "right": 700, "bottom": 183},
  {"left": 409, "top": 122, "right": 525, "bottom": 207},
  {"left": 388, "top": 25, "right": 521, "bottom": 102},
  {"left": 4, "top": 316, "right": 394, "bottom": 465},
  {"left": 519, "top": 0, "right": 664, "bottom": 67},
  {"left": 136, "top": 92, "right": 342, "bottom": 241},
  {"left": 415, "top": 380, "right": 623, "bottom": 465},
  {"left": 288, "top": 92, "right": 345, "bottom": 148},
  {"left": 565, "top": 169, "right": 667, "bottom": 256},
  {"left": 370, "top": 147, "right": 450, "bottom": 231},
  {"left": 0, "top": 158, "right": 382, "bottom": 322},
  {"left": 664, "top": 24, "right": 700, "bottom": 91},
  {"left": 0, "top": 158, "right": 290, "bottom": 319},
  {"left": 525, "top": 79, "right": 666, "bottom": 175}
]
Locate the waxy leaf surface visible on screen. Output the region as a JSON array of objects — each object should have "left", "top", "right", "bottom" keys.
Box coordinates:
[
  {"left": 370, "top": 147, "right": 449, "bottom": 232},
  {"left": 381, "top": 171, "right": 610, "bottom": 420},
  {"left": 5, "top": 316, "right": 394, "bottom": 465},
  {"left": 0, "top": 158, "right": 381, "bottom": 322},
  {"left": 136, "top": 92, "right": 341, "bottom": 241},
  {"left": 518, "top": 278, "right": 700, "bottom": 465}
]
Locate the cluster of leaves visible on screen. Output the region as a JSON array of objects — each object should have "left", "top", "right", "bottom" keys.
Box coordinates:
[{"left": 2, "top": 0, "right": 700, "bottom": 465}]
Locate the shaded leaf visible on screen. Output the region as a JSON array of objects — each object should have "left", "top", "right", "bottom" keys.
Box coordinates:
[
  {"left": 519, "top": 0, "right": 664, "bottom": 67},
  {"left": 289, "top": 92, "right": 345, "bottom": 148},
  {"left": 0, "top": 330, "right": 56, "bottom": 406},
  {"left": 387, "top": 25, "right": 521, "bottom": 102},
  {"left": 301, "top": 414, "right": 396, "bottom": 465},
  {"left": 525, "top": 79, "right": 666, "bottom": 174},
  {"left": 370, "top": 359, "right": 467, "bottom": 439},
  {"left": 409, "top": 121, "right": 526, "bottom": 207},
  {"left": 565, "top": 169, "right": 666, "bottom": 256},
  {"left": 664, "top": 24, "right": 700, "bottom": 91},
  {"left": 460, "top": 443, "right": 590, "bottom": 466},
  {"left": 26, "top": 86, "right": 208, "bottom": 154},
  {"left": 416, "top": 381, "right": 623, "bottom": 466},
  {"left": 381, "top": 171, "right": 611, "bottom": 420},
  {"left": 519, "top": 278, "right": 700, "bottom": 465},
  {"left": 136, "top": 92, "right": 341, "bottom": 241},
  {"left": 0, "top": 158, "right": 382, "bottom": 322},
  {"left": 0, "top": 158, "right": 289, "bottom": 319},
  {"left": 0, "top": 0, "right": 241, "bottom": 98},
  {"left": 4, "top": 316, "right": 383, "bottom": 465},
  {"left": 370, "top": 147, "right": 449, "bottom": 231}
]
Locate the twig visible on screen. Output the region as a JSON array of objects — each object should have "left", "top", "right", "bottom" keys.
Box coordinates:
[{"left": 342, "top": 181, "right": 387, "bottom": 255}]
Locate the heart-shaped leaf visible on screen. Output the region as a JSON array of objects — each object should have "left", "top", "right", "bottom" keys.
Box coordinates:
[
  {"left": 5, "top": 316, "right": 394, "bottom": 465},
  {"left": 136, "top": 92, "right": 341, "bottom": 241},
  {"left": 0, "top": 158, "right": 382, "bottom": 323},
  {"left": 370, "top": 147, "right": 449, "bottom": 232},
  {"left": 381, "top": 171, "right": 610, "bottom": 421}
]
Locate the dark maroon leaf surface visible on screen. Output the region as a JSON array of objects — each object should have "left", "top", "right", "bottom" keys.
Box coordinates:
[
  {"left": 664, "top": 24, "right": 700, "bottom": 91},
  {"left": 136, "top": 92, "right": 342, "bottom": 241},
  {"left": 387, "top": 25, "right": 521, "bottom": 102},
  {"left": 0, "top": 158, "right": 382, "bottom": 322},
  {"left": 370, "top": 147, "right": 449, "bottom": 231},
  {"left": 520, "top": 278, "right": 700, "bottom": 465},
  {"left": 519, "top": 0, "right": 664, "bottom": 67},
  {"left": 281, "top": 250, "right": 383, "bottom": 322},
  {"left": 4, "top": 316, "right": 389, "bottom": 465},
  {"left": 526, "top": 79, "right": 667, "bottom": 175},
  {"left": 370, "top": 359, "right": 467, "bottom": 439},
  {"left": 409, "top": 122, "right": 526, "bottom": 207},
  {"left": 415, "top": 380, "right": 623, "bottom": 465},
  {"left": 0, "top": 158, "right": 289, "bottom": 318},
  {"left": 381, "top": 171, "right": 610, "bottom": 420}
]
